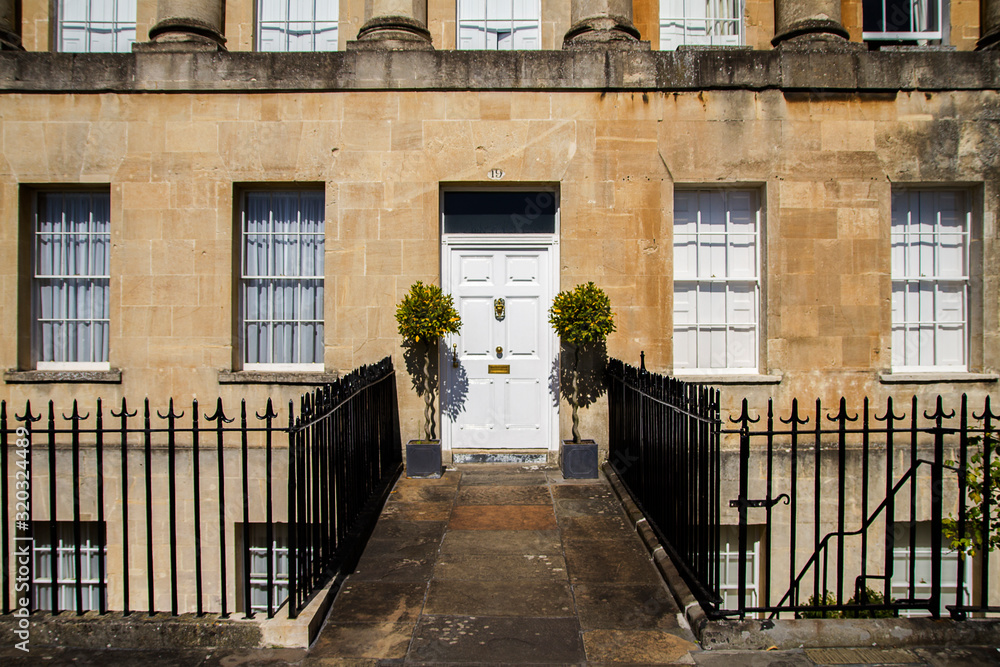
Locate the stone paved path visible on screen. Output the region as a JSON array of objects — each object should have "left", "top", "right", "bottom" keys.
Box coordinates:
[{"left": 306, "top": 463, "right": 699, "bottom": 665}]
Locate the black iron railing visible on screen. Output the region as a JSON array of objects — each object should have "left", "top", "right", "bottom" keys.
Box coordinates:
[
  {"left": 0, "top": 357, "right": 402, "bottom": 620},
  {"left": 608, "top": 358, "right": 999, "bottom": 620},
  {"left": 606, "top": 358, "right": 723, "bottom": 607}
]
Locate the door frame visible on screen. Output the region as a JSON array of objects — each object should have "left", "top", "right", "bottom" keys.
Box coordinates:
[{"left": 439, "top": 234, "right": 560, "bottom": 455}]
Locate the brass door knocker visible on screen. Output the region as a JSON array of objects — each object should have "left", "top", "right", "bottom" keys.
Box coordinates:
[
  {"left": 452, "top": 343, "right": 459, "bottom": 368},
  {"left": 494, "top": 297, "right": 505, "bottom": 321}
]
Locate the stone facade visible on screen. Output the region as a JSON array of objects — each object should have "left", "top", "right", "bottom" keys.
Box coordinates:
[
  {"left": 0, "top": 48, "right": 997, "bottom": 437},
  {"left": 0, "top": 0, "right": 998, "bottom": 632}
]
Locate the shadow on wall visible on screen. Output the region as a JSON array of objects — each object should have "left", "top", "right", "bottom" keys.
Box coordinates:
[{"left": 550, "top": 340, "right": 609, "bottom": 412}]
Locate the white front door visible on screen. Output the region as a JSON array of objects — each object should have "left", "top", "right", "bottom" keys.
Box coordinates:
[{"left": 442, "top": 243, "right": 557, "bottom": 449}]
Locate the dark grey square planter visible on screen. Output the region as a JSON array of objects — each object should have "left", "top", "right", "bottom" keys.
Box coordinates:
[
  {"left": 560, "top": 439, "right": 599, "bottom": 479},
  {"left": 406, "top": 440, "right": 442, "bottom": 479}
]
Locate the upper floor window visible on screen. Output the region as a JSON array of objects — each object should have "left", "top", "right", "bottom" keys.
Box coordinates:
[
  {"left": 457, "top": 0, "right": 540, "bottom": 50},
  {"left": 863, "top": 0, "right": 942, "bottom": 42},
  {"left": 891, "top": 190, "right": 969, "bottom": 371},
  {"left": 673, "top": 189, "right": 760, "bottom": 373},
  {"left": 240, "top": 190, "right": 325, "bottom": 370},
  {"left": 33, "top": 191, "right": 111, "bottom": 370},
  {"left": 257, "top": 0, "right": 339, "bottom": 51},
  {"left": 57, "top": 0, "right": 136, "bottom": 52},
  {"left": 660, "top": 0, "right": 743, "bottom": 50}
]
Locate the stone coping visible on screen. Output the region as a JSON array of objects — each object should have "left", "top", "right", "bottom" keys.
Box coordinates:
[
  {"left": 878, "top": 371, "right": 999, "bottom": 384},
  {"left": 1, "top": 49, "right": 999, "bottom": 93},
  {"left": 218, "top": 370, "right": 340, "bottom": 385},
  {"left": 4, "top": 369, "right": 122, "bottom": 384}
]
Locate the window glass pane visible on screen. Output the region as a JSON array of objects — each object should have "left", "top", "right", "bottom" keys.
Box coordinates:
[
  {"left": 443, "top": 191, "right": 556, "bottom": 234},
  {"left": 258, "top": 0, "right": 339, "bottom": 51},
  {"left": 458, "top": 0, "right": 539, "bottom": 50},
  {"left": 673, "top": 189, "right": 759, "bottom": 372},
  {"left": 32, "top": 522, "right": 106, "bottom": 612},
  {"left": 890, "top": 190, "right": 969, "bottom": 371},
  {"left": 58, "top": 0, "right": 136, "bottom": 52},
  {"left": 242, "top": 191, "right": 325, "bottom": 367},
  {"left": 35, "top": 192, "right": 111, "bottom": 366},
  {"left": 660, "top": 0, "right": 743, "bottom": 50}
]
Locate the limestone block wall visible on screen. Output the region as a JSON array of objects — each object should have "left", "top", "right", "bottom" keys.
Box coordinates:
[{"left": 0, "top": 86, "right": 997, "bottom": 441}]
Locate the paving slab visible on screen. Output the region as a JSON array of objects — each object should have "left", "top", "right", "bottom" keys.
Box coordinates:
[
  {"left": 449, "top": 504, "right": 558, "bottom": 530},
  {"left": 433, "top": 553, "right": 568, "bottom": 581},
  {"left": 440, "top": 528, "right": 562, "bottom": 555},
  {"left": 583, "top": 629, "right": 699, "bottom": 664},
  {"left": 554, "top": 496, "right": 623, "bottom": 517},
  {"left": 550, "top": 483, "right": 615, "bottom": 500},
  {"left": 458, "top": 467, "right": 550, "bottom": 486},
  {"left": 424, "top": 580, "right": 575, "bottom": 616},
  {"left": 407, "top": 616, "right": 586, "bottom": 664},
  {"left": 326, "top": 582, "right": 428, "bottom": 624},
  {"left": 350, "top": 554, "right": 437, "bottom": 583},
  {"left": 455, "top": 485, "right": 553, "bottom": 505},
  {"left": 388, "top": 484, "right": 459, "bottom": 504},
  {"left": 369, "top": 520, "right": 448, "bottom": 542},
  {"left": 564, "top": 538, "right": 662, "bottom": 584},
  {"left": 309, "top": 623, "right": 416, "bottom": 661},
  {"left": 360, "top": 537, "right": 442, "bottom": 560},
  {"left": 380, "top": 502, "right": 454, "bottom": 522},
  {"left": 573, "top": 583, "right": 682, "bottom": 630},
  {"left": 559, "top": 514, "right": 635, "bottom": 540}
]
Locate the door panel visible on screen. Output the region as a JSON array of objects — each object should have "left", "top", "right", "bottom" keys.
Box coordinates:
[{"left": 443, "top": 245, "right": 555, "bottom": 449}]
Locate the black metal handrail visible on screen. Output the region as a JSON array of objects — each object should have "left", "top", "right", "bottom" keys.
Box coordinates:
[
  {"left": 608, "top": 357, "right": 999, "bottom": 620},
  {"left": 0, "top": 356, "right": 402, "bottom": 620}
]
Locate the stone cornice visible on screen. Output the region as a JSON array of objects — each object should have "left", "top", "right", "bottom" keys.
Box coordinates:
[{"left": 0, "top": 48, "right": 999, "bottom": 93}]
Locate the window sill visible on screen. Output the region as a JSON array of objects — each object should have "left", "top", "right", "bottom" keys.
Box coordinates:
[
  {"left": 5, "top": 369, "right": 122, "bottom": 384},
  {"left": 218, "top": 370, "right": 340, "bottom": 385},
  {"left": 878, "top": 372, "right": 998, "bottom": 385},
  {"left": 671, "top": 373, "right": 783, "bottom": 385}
]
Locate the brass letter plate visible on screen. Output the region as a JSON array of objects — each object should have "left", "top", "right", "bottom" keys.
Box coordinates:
[{"left": 488, "top": 364, "right": 510, "bottom": 374}]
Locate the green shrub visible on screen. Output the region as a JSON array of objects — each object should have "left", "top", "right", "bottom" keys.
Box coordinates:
[
  {"left": 548, "top": 282, "right": 616, "bottom": 347},
  {"left": 396, "top": 281, "right": 462, "bottom": 344}
]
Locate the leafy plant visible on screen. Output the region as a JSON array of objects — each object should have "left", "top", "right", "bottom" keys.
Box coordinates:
[
  {"left": 944, "top": 429, "right": 1000, "bottom": 557},
  {"left": 798, "top": 588, "right": 896, "bottom": 619},
  {"left": 843, "top": 587, "right": 896, "bottom": 619},
  {"left": 548, "top": 282, "right": 616, "bottom": 443},
  {"left": 396, "top": 281, "right": 462, "bottom": 440},
  {"left": 798, "top": 591, "right": 841, "bottom": 619}
]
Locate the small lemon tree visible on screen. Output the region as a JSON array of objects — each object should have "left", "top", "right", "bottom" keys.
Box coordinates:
[
  {"left": 548, "top": 282, "right": 616, "bottom": 443},
  {"left": 396, "top": 281, "right": 462, "bottom": 441}
]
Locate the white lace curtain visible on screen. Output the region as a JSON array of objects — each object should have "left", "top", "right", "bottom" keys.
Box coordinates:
[
  {"left": 660, "top": 0, "right": 743, "bottom": 50},
  {"left": 35, "top": 192, "right": 111, "bottom": 365},
  {"left": 242, "top": 191, "right": 325, "bottom": 367}
]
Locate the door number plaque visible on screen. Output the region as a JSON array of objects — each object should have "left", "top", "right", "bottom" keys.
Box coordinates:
[{"left": 488, "top": 364, "right": 510, "bottom": 374}]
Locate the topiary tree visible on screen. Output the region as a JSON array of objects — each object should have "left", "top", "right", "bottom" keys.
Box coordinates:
[
  {"left": 548, "top": 282, "right": 616, "bottom": 443},
  {"left": 396, "top": 281, "right": 462, "bottom": 441}
]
